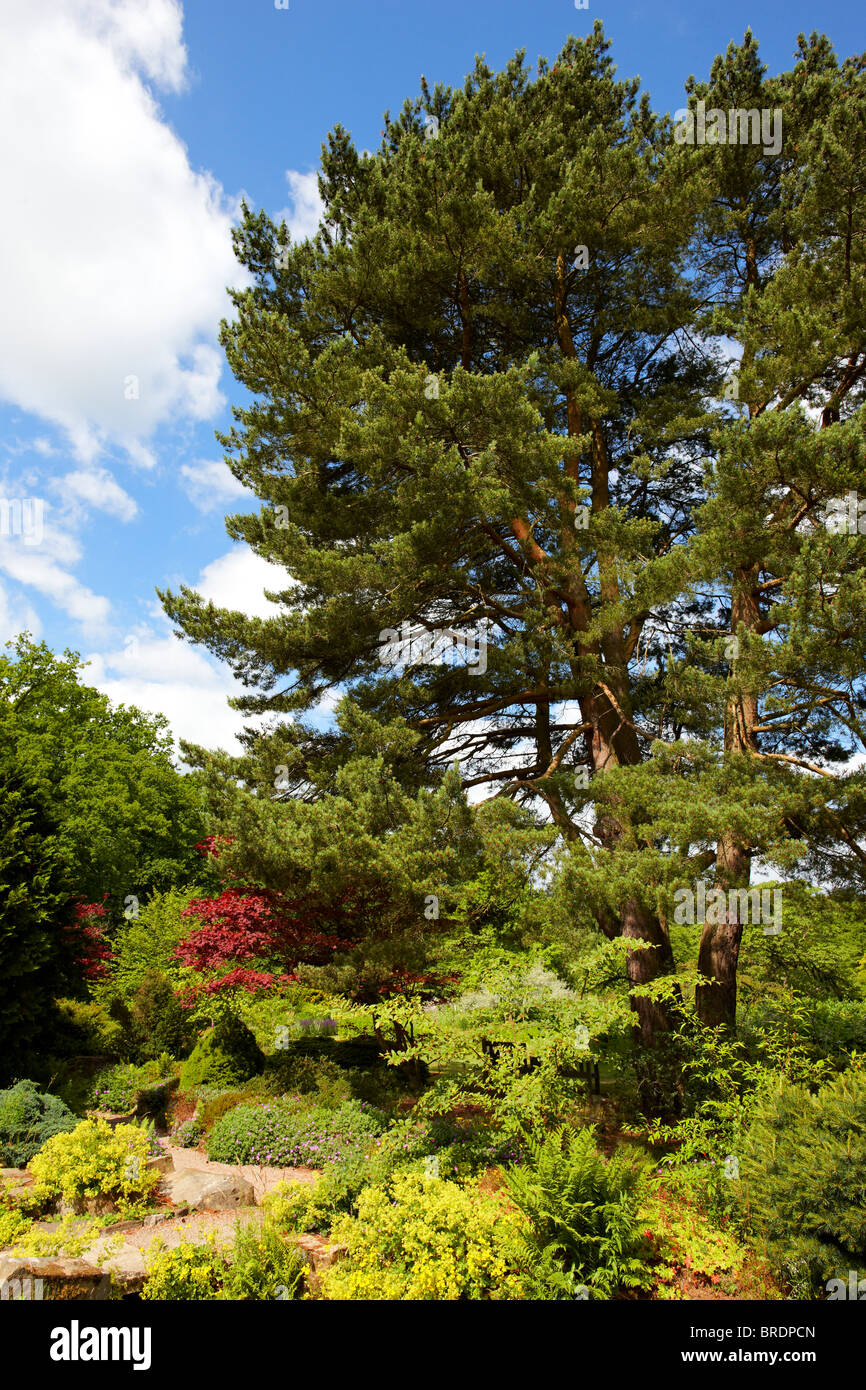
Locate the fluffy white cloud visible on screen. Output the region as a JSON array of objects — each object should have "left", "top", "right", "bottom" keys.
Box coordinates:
[
  {"left": 0, "top": 0, "right": 243, "bottom": 461},
  {"left": 179, "top": 459, "right": 253, "bottom": 513},
  {"left": 85, "top": 627, "right": 256, "bottom": 753},
  {"left": 196, "top": 548, "right": 290, "bottom": 618},
  {"left": 0, "top": 545, "right": 110, "bottom": 628},
  {"left": 275, "top": 170, "right": 326, "bottom": 243},
  {"left": 61, "top": 469, "right": 138, "bottom": 522},
  {"left": 0, "top": 579, "right": 43, "bottom": 646}
]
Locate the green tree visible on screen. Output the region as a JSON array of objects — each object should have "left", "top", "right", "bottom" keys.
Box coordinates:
[
  {"left": 0, "top": 745, "right": 75, "bottom": 1083},
  {"left": 159, "top": 26, "right": 866, "bottom": 1096},
  {"left": 0, "top": 635, "right": 210, "bottom": 916}
]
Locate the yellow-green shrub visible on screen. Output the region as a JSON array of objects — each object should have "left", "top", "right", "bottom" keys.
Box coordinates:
[
  {"left": 141, "top": 1233, "right": 227, "bottom": 1300},
  {"left": 29, "top": 1119, "right": 159, "bottom": 1213},
  {"left": 321, "top": 1171, "right": 528, "bottom": 1300}
]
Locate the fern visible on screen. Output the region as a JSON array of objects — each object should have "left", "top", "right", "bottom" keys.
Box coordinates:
[{"left": 504, "top": 1126, "right": 652, "bottom": 1299}]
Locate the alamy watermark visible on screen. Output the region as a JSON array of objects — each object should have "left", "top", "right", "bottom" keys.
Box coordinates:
[
  {"left": 0, "top": 497, "right": 45, "bottom": 546},
  {"left": 674, "top": 101, "right": 782, "bottom": 157},
  {"left": 379, "top": 619, "right": 488, "bottom": 675},
  {"left": 826, "top": 1271, "right": 866, "bottom": 1300},
  {"left": 820, "top": 492, "right": 866, "bottom": 535},
  {"left": 673, "top": 882, "right": 782, "bottom": 935}
]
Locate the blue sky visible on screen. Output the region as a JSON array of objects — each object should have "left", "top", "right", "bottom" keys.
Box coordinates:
[{"left": 0, "top": 0, "right": 861, "bottom": 753}]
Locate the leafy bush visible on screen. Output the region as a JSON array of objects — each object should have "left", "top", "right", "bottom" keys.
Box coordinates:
[
  {"left": 88, "top": 1059, "right": 170, "bottom": 1113},
  {"left": 171, "top": 1117, "right": 203, "bottom": 1148},
  {"left": 141, "top": 1224, "right": 306, "bottom": 1300},
  {"left": 321, "top": 1171, "right": 527, "bottom": 1300},
  {"left": 0, "top": 1080, "right": 78, "bottom": 1167},
  {"left": 734, "top": 1067, "right": 866, "bottom": 1294},
  {"left": 504, "top": 1126, "right": 651, "bottom": 1298},
  {"left": 129, "top": 972, "right": 193, "bottom": 1061},
  {"left": 222, "top": 1220, "right": 306, "bottom": 1300},
  {"left": 206, "top": 1098, "right": 386, "bottom": 1167},
  {"left": 264, "top": 1120, "right": 430, "bottom": 1234},
  {"left": 51, "top": 998, "right": 128, "bottom": 1060},
  {"left": 0, "top": 1205, "right": 33, "bottom": 1248},
  {"left": 141, "top": 1233, "right": 226, "bottom": 1300},
  {"left": 106, "top": 887, "right": 203, "bottom": 1004},
  {"left": 29, "top": 1118, "right": 160, "bottom": 1213},
  {"left": 179, "top": 1015, "right": 264, "bottom": 1090}
]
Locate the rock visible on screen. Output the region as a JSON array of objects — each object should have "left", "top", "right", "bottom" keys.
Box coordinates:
[
  {"left": 142, "top": 1208, "right": 184, "bottom": 1227},
  {"left": 145, "top": 1153, "right": 174, "bottom": 1175},
  {"left": 0, "top": 1168, "right": 30, "bottom": 1184},
  {"left": 159, "top": 1169, "right": 254, "bottom": 1211},
  {"left": 85, "top": 1109, "right": 137, "bottom": 1128},
  {"left": 59, "top": 1193, "right": 117, "bottom": 1218},
  {"left": 98, "top": 1244, "right": 148, "bottom": 1292},
  {"left": 290, "top": 1234, "right": 348, "bottom": 1272},
  {"left": 0, "top": 1254, "right": 110, "bottom": 1301}
]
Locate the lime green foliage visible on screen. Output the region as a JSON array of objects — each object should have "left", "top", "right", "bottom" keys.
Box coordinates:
[
  {"left": 640, "top": 1172, "right": 749, "bottom": 1299},
  {"left": 734, "top": 1067, "right": 866, "bottom": 1294},
  {"left": 263, "top": 1120, "right": 431, "bottom": 1234},
  {"left": 321, "top": 1171, "right": 527, "bottom": 1300},
  {"left": 6, "top": 1212, "right": 107, "bottom": 1258},
  {"left": 206, "top": 1097, "right": 385, "bottom": 1167},
  {"left": 0, "top": 1080, "right": 78, "bottom": 1167},
  {"left": 0, "top": 1205, "right": 33, "bottom": 1248},
  {"left": 179, "top": 1015, "right": 264, "bottom": 1090},
  {"left": 141, "top": 1233, "right": 227, "bottom": 1300},
  {"left": 636, "top": 991, "right": 834, "bottom": 1164},
  {"left": 504, "top": 1126, "right": 651, "bottom": 1299},
  {"left": 105, "top": 888, "right": 203, "bottom": 1004},
  {"left": 29, "top": 1119, "right": 160, "bottom": 1213},
  {"left": 141, "top": 1224, "right": 306, "bottom": 1300}
]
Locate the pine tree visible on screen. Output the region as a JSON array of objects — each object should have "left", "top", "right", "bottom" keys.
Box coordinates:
[{"left": 159, "top": 26, "right": 866, "bottom": 1097}]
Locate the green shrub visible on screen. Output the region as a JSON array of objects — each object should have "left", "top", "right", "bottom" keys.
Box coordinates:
[
  {"left": 195, "top": 1088, "right": 259, "bottom": 1134},
  {"left": 206, "top": 1098, "right": 385, "bottom": 1167},
  {"left": 141, "top": 1233, "right": 226, "bottom": 1300},
  {"left": 106, "top": 887, "right": 202, "bottom": 1004},
  {"left": 0, "top": 1205, "right": 32, "bottom": 1249},
  {"left": 0, "top": 1080, "right": 79, "bottom": 1167},
  {"left": 50, "top": 999, "right": 128, "bottom": 1060},
  {"left": 29, "top": 1118, "right": 160, "bottom": 1213},
  {"left": 321, "top": 1171, "right": 527, "bottom": 1300},
  {"left": 141, "top": 1223, "right": 307, "bottom": 1300},
  {"left": 222, "top": 1220, "right": 306, "bottom": 1300},
  {"left": 179, "top": 1015, "right": 264, "bottom": 1090},
  {"left": 88, "top": 1059, "right": 170, "bottom": 1113},
  {"left": 504, "top": 1126, "right": 651, "bottom": 1298},
  {"left": 734, "top": 1067, "right": 866, "bottom": 1294},
  {"left": 264, "top": 1120, "right": 430, "bottom": 1234},
  {"left": 129, "top": 972, "right": 193, "bottom": 1061}
]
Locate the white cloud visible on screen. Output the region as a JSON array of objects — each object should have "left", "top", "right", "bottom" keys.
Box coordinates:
[
  {"left": 85, "top": 626, "right": 258, "bottom": 754},
  {"left": 61, "top": 469, "right": 138, "bottom": 522},
  {"left": 180, "top": 459, "right": 252, "bottom": 513},
  {"left": 0, "top": 0, "right": 244, "bottom": 462},
  {"left": 0, "top": 545, "right": 110, "bottom": 628},
  {"left": 197, "top": 548, "right": 290, "bottom": 618},
  {"left": 0, "top": 579, "right": 43, "bottom": 646},
  {"left": 275, "top": 170, "right": 326, "bottom": 243}
]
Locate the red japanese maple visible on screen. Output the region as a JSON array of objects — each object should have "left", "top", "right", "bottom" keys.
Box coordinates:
[
  {"left": 65, "top": 901, "right": 113, "bottom": 981},
  {"left": 173, "top": 888, "right": 354, "bottom": 1001}
]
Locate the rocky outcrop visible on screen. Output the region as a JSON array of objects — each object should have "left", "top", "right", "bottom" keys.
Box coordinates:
[{"left": 0, "top": 1254, "right": 110, "bottom": 1300}]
